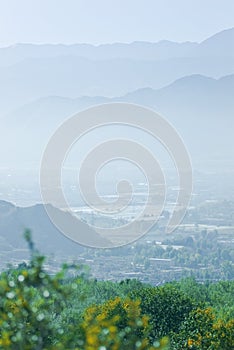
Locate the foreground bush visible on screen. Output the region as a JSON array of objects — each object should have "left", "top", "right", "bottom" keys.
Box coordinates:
[
  {"left": 0, "top": 232, "right": 169, "bottom": 349},
  {"left": 81, "top": 297, "right": 169, "bottom": 349},
  {"left": 0, "top": 232, "right": 233, "bottom": 349}
]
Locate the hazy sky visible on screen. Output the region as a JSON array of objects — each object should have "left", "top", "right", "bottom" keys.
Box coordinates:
[{"left": 0, "top": 0, "right": 234, "bottom": 46}]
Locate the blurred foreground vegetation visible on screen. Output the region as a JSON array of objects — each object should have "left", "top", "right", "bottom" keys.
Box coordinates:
[{"left": 0, "top": 232, "right": 233, "bottom": 349}]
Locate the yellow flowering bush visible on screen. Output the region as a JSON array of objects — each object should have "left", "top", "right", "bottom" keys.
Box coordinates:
[
  {"left": 0, "top": 232, "right": 169, "bottom": 350},
  {"left": 172, "top": 307, "right": 234, "bottom": 350},
  {"left": 0, "top": 231, "right": 232, "bottom": 350},
  {"left": 81, "top": 297, "right": 169, "bottom": 350}
]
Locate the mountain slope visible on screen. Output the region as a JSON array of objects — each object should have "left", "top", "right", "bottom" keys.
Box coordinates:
[
  {"left": 0, "top": 201, "right": 112, "bottom": 258},
  {"left": 198, "top": 27, "right": 234, "bottom": 56},
  {"left": 1, "top": 74, "right": 234, "bottom": 168}
]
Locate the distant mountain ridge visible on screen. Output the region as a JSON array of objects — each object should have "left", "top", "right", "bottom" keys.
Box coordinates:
[
  {"left": 0, "top": 28, "right": 233, "bottom": 171},
  {"left": 0, "top": 28, "right": 233, "bottom": 115},
  {"left": 6, "top": 73, "right": 233, "bottom": 123},
  {"left": 0, "top": 27, "right": 233, "bottom": 66},
  {"left": 1, "top": 73, "right": 233, "bottom": 168}
]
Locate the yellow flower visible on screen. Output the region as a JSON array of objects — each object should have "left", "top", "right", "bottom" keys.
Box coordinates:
[
  {"left": 188, "top": 338, "right": 193, "bottom": 347},
  {"left": 22, "top": 270, "right": 28, "bottom": 277},
  {"left": 0, "top": 332, "right": 11, "bottom": 347}
]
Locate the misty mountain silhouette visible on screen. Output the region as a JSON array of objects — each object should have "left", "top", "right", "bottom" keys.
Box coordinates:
[
  {"left": 0, "top": 27, "right": 233, "bottom": 65},
  {"left": 0, "top": 200, "right": 112, "bottom": 257},
  {"left": 197, "top": 27, "right": 234, "bottom": 56},
  {"left": 1, "top": 73, "right": 233, "bottom": 167},
  {"left": 0, "top": 28, "right": 233, "bottom": 115}
]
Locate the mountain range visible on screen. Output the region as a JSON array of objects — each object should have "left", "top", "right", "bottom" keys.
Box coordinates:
[
  {"left": 1, "top": 73, "right": 233, "bottom": 168},
  {"left": 0, "top": 28, "right": 233, "bottom": 115},
  {"left": 0, "top": 27, "right": 233, "bottom": 65},
  {"left": 0, "top": 27, "right": 233, "bottom": 178}
]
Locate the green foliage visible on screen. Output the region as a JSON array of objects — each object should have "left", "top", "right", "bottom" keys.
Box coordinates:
[
  {"left": 0, "top": 231, "right": 233, "bottom": 349},
  {"left": 130, "top": 284, "right": 195, "bottom": 341},
  {"left": 170, "top": 277, "right": 234, "bottom": 320},
  {"left": 81, "top": 297, "right": 169, "bottom": 349},
  {"left": 0, "top": 232, "right": 169, "bottom": 349},
  {"left": 0, "top": 231, "right": 75, "bottom": 349},
  {"left": 171, "top": 307, "right": 234, "bottom": 350}
]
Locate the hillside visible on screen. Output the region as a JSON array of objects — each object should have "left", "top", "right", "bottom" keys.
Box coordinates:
[
  {"left": 1, "top": 74, "right": 233, "bottom": 168},
  {"left": 0, "top": 200, "right": 113, "bottom": 262}
]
